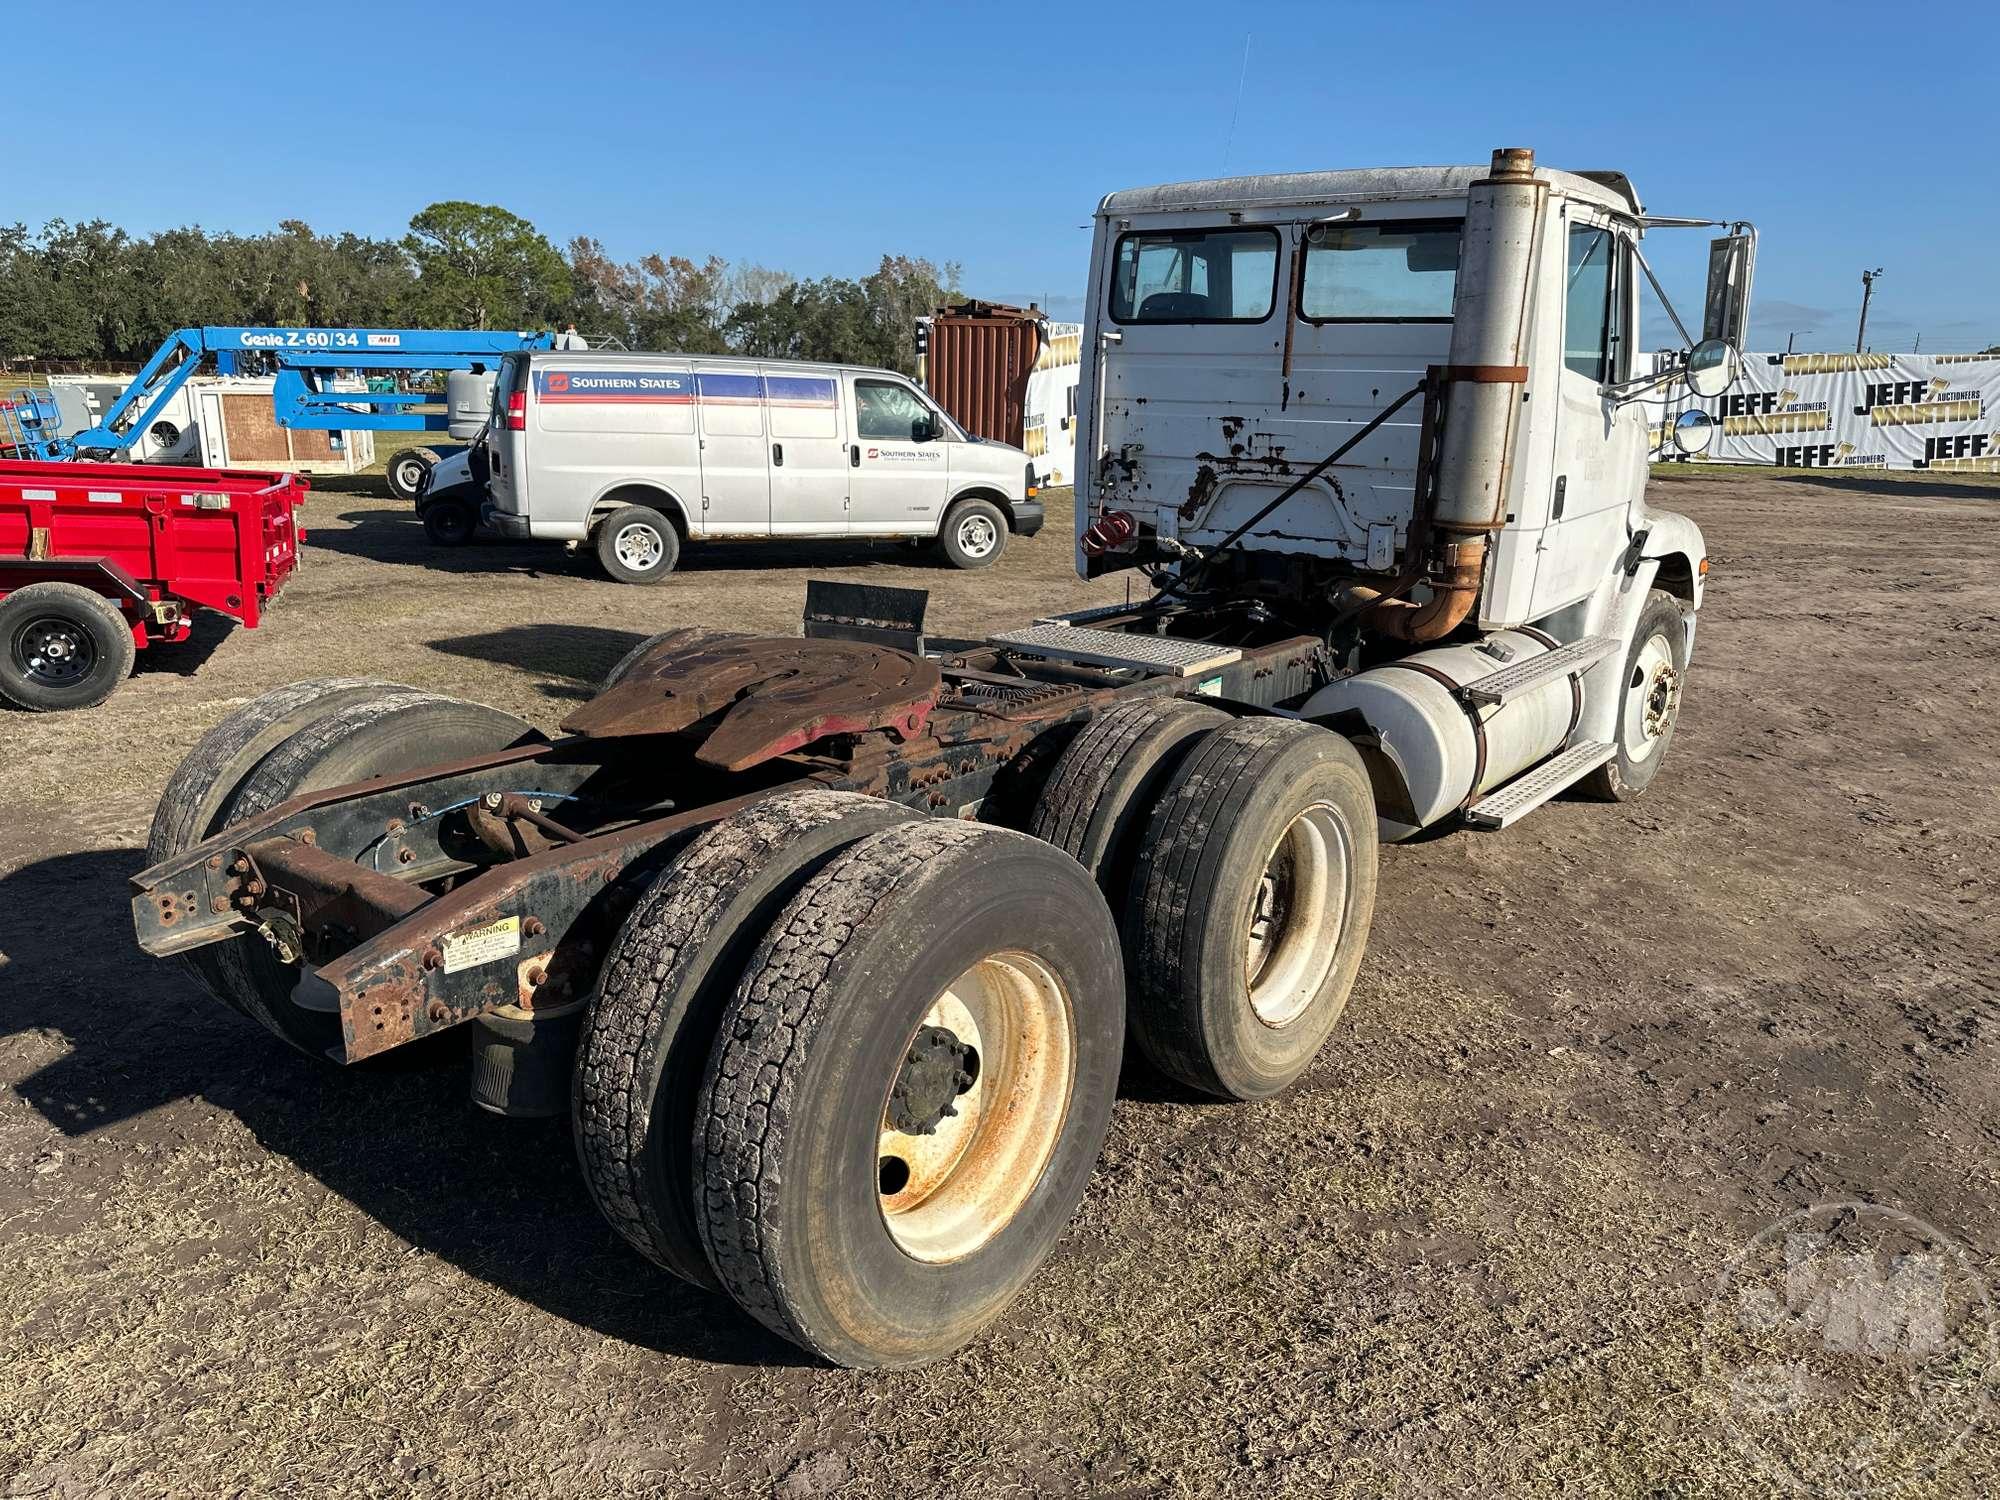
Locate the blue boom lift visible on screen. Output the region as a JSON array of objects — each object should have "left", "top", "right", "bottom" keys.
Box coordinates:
[{"left": 2, "top": 327, "right": 554, "bottom": 492}]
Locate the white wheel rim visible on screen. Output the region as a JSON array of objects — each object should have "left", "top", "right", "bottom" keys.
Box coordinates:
[
  {"left": 877, "top": 950, "right": 1074, "bottom": 1263},
  {"left": 1623, "top": 632, "right": 1680, "bottom": 764},
  {"left": 1244, "top": 802, "right": 1352, "bottom": 1028},
  {"left": 396, "top": 459, "right": 425, "bottom": 491},
  {"left": 614, "top": 523, "right": 663, "bottom": 570},
  {"left": 957, "top": 513, "right": 998, "bottom": 558}
]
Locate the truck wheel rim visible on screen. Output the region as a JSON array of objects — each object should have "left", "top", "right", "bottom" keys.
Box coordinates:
[
  {"left": 956, "top": 514, "right": 998, "bottom": 558},
  {"left": 1244, "top": 802, "right": 1351, "bottom": 1028},
  {"left": 15, "top": 617, "right": 95, "bottom": 687},
  {"left": 614, "top": 524, "right": 663, "bottom": 570},
  {"left": 395, "top": 458, "right": 425, "bottom": 492},
  {"left": 1624, "top": 633, "right": 1680, "bottom": 764},
  {"left": 877, "top": 950, "right": 1075, "bottom": 1263}
]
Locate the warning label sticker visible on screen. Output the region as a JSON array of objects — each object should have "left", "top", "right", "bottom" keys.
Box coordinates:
[{"left": 440, "top": 916, "right": 521, "bottom": 974}]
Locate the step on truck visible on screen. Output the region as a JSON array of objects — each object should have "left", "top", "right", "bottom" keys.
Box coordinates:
[{"left": 129, "top": 149, "right": 1751, "bottom": 1369}]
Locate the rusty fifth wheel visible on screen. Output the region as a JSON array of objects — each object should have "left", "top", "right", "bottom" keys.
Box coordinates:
[
  {"left": 574, "top": 789, "right": 917, "bottom": 1289},
  {"left": 695, "top": 819, "right": 1123, "bottom": 1368},
  {"left": 1124, "top": 718, "right": 1379, "bottom": 1100}
]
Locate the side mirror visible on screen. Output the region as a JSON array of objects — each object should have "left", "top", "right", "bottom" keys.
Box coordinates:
[
  {"left": 911, "top": 415, "right": 935, "bottom": 443},
  {"left": 1670, "top": 409, "right": 1717, "bottom": 456},
  {"left": 1703, "top": 229, "right": 1757, "bottom": 348},
  {"left": 1684, "top": 338, "right": 1740, "bottom": 399}
]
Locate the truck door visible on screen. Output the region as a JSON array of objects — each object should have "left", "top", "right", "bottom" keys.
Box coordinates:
[
  {"left": 694, "top": 367, "right": 772, "bottom": 534},
  {"left": 765, "top": 370, "right": 848, "bottom": 534},
  {"left": 847, "top": 376, "right": 948, "bottom": 533},
  {"left": 1532, "top": 217, "right": 1648, "bottom": 615}
]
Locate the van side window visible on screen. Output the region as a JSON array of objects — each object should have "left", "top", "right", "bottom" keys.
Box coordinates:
[
  {"left": 1109, "top": 228, "right": 1279, "bottom": 323},
  {"left": 766, "top": 374, "right": 840, "bottom": 441},
  {"left": 855, "top": 380, "right": 930, "bottom": 441},
  {"left": 1564, "top": 225, "right": 1619, "bottom": 382}
]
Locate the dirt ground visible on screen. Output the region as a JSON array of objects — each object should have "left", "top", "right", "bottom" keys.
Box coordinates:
[{"left": 2, "top": 471, "right": 1995, "bottom": 1497}]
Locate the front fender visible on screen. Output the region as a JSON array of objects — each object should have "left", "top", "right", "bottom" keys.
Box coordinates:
[{"left": 1638, "top": 508, "right": 1706, "bottom": 610}]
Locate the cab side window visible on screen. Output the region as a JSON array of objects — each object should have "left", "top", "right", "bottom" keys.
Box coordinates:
[
  {"left": 1564, "top": 224, "right": 1625, "bottom": 382},
  {"left": 855, "top": 380, "right": 928, "bottom": 441}
]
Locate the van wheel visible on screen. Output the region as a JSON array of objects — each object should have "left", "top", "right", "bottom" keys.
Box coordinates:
[
  {"left": 421, "top": 496, "right": 477, "bottom": 547},
  {"left": 0, "top": 583, "right": 136, "bottom": 712},
  {"left": 1125, "top": 718, "right": 1378, "bottom": 1100},
  {"left": 697, "top": 820, "right": 1123, "bottom": 1368},
  {"left": 1578, "top": 589, "right": 1688, "bottom": 801},
  {"left": 940, "top": 499, "right": 1008, "bottom": 569},
  {"left": 595, "top": 505, "right": 681, "bottom": 584},
  {"left": 386, "top": 447, "right": 440, "bottom": 502}
]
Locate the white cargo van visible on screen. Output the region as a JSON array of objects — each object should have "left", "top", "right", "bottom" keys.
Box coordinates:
[{"left": 457, "top": 352, "right": 1044, "bottom": 582}]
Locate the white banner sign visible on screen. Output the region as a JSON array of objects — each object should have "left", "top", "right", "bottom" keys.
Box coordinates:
[{"left": 1643, "top": 350, "right": 2000, "bottom": 473}]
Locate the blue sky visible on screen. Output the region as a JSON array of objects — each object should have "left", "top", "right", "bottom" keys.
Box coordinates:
[{"left": 11, "top": 1, "right": 1992, "bottom": 352}]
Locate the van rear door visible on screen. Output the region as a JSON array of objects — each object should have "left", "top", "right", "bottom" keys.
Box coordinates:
[
  {"left": 486, "top": 354, "right": 528, "bottom": 512},
  {"left": 764, "top": 369, "right": 848, "bottom": 534},
  {"left": 693, "top": 367, "right": 771, "bottom": 533}
]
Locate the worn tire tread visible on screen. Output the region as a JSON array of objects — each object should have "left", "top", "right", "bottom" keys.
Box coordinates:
[
  {"left": 694, "top": 818, "right": 1000, "bottom": 1357},
  {"left": 574, "top": 789, "right": 913, "bottom": 1288},
  {"left": 1129, "top": 717, "right": 1326, "bottom": 1094}
]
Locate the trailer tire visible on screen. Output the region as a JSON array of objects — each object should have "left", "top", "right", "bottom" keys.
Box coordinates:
[
  {"left": 939, "top": 498, "right": 1008, "bottom": 569},
  {"left": 1126, "top": 717, "right": 1377, "bottom": 1101},
  {"left": 212, "top": 691, "right": 535, "bottom": 1056},
  {"left": 386, "top": 447, "right": 440, "bottom": 502},
  {"left": 1577, "top": 589, "right": 1687, "bottom": 802},
  {"left": 419, "top": 495, "right": 477, "bottom": 547},
  {"left": 1028, "top": 695, "right": 1228, "bottom": 901},
  {"left": 600, "top": 627, "right": 724, "bottom": 690},
  {"left": 575, "top": 790, "right": 918, "bottom": 1290},
  {"left": 696, "top": 820, "right": 1123, "bottom": 1368},
  {"left": 594, "top": 506, "right": 680, "bottom": 584},
  {"left": 0, "top": 582, "right": 137, "bottom": 713}
]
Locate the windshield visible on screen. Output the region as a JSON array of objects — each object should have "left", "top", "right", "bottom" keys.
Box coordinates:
[
  {"left": 1300, "top": 220, "right": 1461, "bottom": 321},
  {"left": 1110, "top": 227, "right": 1279, "bottom": 324}
]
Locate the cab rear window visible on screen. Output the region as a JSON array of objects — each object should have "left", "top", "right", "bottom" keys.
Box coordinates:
[
  {"left": 1110, "top": 227, "right": 1279, "bottom": 324},
  {"left": 1299, "top": 220, "right": 1461, "bottom": 322}
]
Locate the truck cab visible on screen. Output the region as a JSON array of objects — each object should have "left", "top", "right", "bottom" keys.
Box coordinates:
[{"left": 1075, "top": 148, "right": 1751, "bottom": 834}]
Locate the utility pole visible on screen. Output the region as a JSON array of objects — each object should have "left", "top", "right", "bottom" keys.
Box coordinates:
[
  {"left": 1856, "top": 268, "right": 1884, "bottom": 353},
  {"left": 1786, "top": 331, "right": 1800, "bottom": 354}
]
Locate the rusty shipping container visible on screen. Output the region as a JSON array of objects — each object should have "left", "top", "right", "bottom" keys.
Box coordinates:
[{"left": 922, "top": 301, "right": 1047, "bottom": 448}]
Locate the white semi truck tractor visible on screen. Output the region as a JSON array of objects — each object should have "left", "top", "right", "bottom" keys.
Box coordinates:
[
  {"left": 131, "top": 149, "right": 1754, "bottom": 1369},
  {"left": 1077, "top": 146, "right": 1750, "bottom": 832}
]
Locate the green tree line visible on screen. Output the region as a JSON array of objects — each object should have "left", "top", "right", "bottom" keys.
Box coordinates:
[{"left": 0, "top": 202, "right": 960, "bottom": 377}]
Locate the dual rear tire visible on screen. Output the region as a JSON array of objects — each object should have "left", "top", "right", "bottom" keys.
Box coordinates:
[
  {"left": 146, "top": 681, "right": 534, "bottom": 1054},
  {"left": 1032, "top": 702, "right": 1379, "bottom": 1100},
  {"left": 576, "top": 791, "right": 1125, "bottom": 1368}
]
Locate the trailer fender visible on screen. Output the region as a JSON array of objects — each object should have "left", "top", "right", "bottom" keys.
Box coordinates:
[{"left": 0, "top": 555, "right": 148, "bottom": 607}]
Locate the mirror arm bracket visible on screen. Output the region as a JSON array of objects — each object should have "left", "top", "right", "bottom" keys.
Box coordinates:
[
  {"left": 1631, "top": 242, "right": 1696, "bottom": 349},
  {"left": 1600, "top": 361, "right": 1684, "bottom": 406}
]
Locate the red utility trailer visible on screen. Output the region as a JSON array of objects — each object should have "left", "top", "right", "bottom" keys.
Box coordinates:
[{"left": 0, "top": 460, "right": 308, "bottom": 711}]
